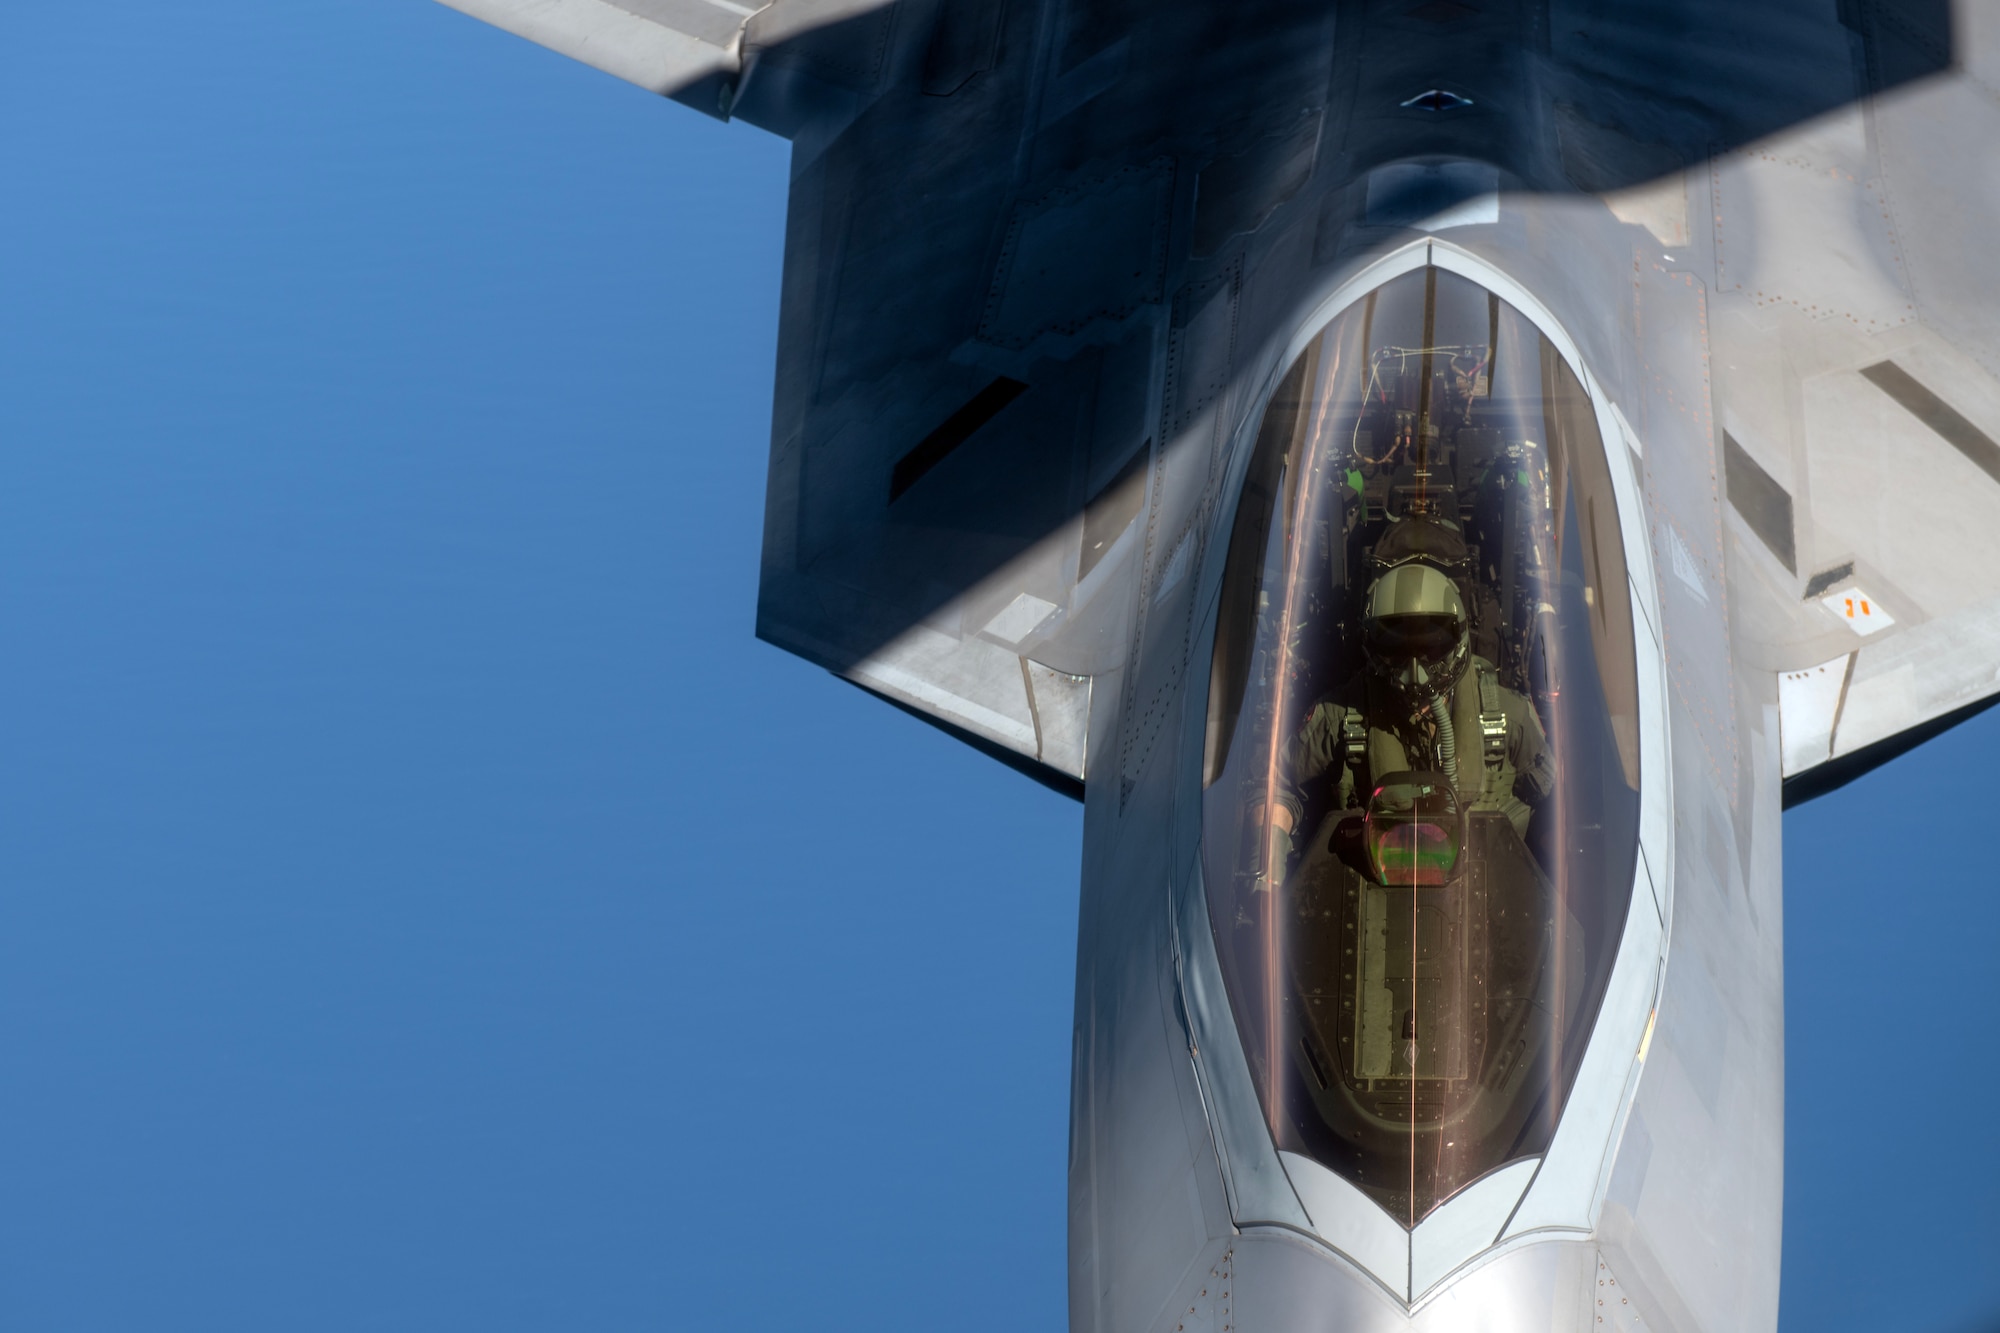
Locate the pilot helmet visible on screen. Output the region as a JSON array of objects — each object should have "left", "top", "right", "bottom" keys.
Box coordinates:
[{"left": 1362, "top": 562, "right": 1470, "bottom": 707}]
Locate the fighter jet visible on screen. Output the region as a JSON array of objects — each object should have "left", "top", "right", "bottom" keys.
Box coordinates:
[{"left": 431, "top": 0, "right": 1994, "bottom": 1326}]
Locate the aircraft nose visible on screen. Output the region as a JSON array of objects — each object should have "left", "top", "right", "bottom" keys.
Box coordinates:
[{"left": 1218, "top": 1233, "right": 1603, "bottom": 1333}]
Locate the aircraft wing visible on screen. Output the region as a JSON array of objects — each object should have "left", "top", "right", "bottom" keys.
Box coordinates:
[
  {"left": 436, "top": 0, "right": 1980, "bottom": 800},
  {"left": 435, "top": 0, "right": 1341, "bottom": 796},
  {"left": 433, "top": 0, "right": 903, "bottom": 126},
  {"left": 1696, "top": 0, "right": 2000, "bottom": 803},
  {"left": 435, "top": 0, "right": 1134, "bottom": 793},
  {"left": 436, "top": 0, "right": 750, "bottom": 115}
]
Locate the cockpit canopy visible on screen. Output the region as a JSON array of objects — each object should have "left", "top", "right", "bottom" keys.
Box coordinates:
[{"left": 1201, "top": 265, "right": 1641, "bottom": 1227}]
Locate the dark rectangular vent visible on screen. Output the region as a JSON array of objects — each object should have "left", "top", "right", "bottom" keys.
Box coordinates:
[
  {"left": 1803, "top": 561, "right": 1853, "bottom": 600},
  {"left": 1723, "top": 432, "right": 1797, "bottom": 572},
  {"left": 1860, "top": 361, "right": 2000, "bottom": 488},
  {"left": 1300, "top": 1037, "right": 1330, "bottom": 1090},
  {"left": 888, "top": 377, "right": 1028, "bottom": 502}
]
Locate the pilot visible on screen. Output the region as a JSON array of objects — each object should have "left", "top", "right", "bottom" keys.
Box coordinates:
[{"left": 1259, "top": 560, "right": 1553, "bottom": 885}]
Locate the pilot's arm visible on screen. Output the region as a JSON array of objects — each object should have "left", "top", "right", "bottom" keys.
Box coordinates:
[
  {"left": 1283, "top": 700, "right": 1352, "bottom": 791},
  {"left": 1255, "top": 699, "right": 1353, "bottom": 888},
  {"left": 1502, "top": 688, "right": 1555, "bottom": 807}
]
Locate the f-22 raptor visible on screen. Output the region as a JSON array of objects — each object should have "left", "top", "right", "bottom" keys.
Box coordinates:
[{"left": 435, "top": 0, "right": 1997, "bottom": 1326}]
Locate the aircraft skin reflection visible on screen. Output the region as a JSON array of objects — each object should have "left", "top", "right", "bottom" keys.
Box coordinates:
[{"left": 432, "top": 1, "right": 1998, "bottom": 1327}]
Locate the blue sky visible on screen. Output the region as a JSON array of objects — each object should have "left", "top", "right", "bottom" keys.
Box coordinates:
[{"left": 2, "top": 3, "right": 1994, "bottom": 1330}]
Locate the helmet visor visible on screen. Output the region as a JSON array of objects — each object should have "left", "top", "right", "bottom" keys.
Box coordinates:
[{"left": 1365, "top": 612, "right": 1464, "bottom": 666}]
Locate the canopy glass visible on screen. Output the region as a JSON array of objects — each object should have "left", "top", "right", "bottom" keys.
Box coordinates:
[{"left": 1201, "top": 265, "right": 1642, "bottom": 1227}]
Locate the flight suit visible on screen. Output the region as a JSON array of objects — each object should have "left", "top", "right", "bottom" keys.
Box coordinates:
[{"left": 1279, "top": 656, "right": 1553, "bottom": 840}]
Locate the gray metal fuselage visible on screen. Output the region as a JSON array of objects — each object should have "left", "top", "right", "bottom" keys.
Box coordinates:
[
  {"left": 1066, "top": 200, "right": 1772, "bottom": 1328},
  {"left": 963, "top": 9, "right": 1825, "bottom": 1323}
]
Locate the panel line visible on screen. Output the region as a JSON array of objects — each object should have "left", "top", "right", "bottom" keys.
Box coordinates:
[{"left": 1860, "top": 361, "right": 2000, "bottom": 488}]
